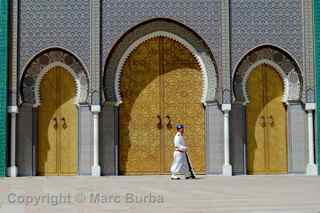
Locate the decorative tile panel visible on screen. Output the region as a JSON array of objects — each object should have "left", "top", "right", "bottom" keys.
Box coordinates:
[
  {"left": 19, "top": 0, "right": 91, "bottom": 74},
  {"left": 102, "top": 0, "right": 222, "bottom": 76},
  {"left": 303, "top": 0, "right": 315, "bottom": 103},
  {"left": 230, "top": 0, "right": 303, "bottom": 74}
]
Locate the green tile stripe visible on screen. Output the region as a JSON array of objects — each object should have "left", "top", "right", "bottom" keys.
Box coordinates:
[
  {"left": 0, "top": 0, "right": 8, "bottom": 176},
  {"left": 315, "top": 0, "right": 320, "bottom": 175}
]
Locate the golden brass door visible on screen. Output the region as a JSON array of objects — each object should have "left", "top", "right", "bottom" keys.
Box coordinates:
[
  {"left": 119, "top": 37, "right": 205, "bottom": 175},
  {"left": 38, "top": 67, "right": 77, "bottom": 176},
  {"left": 246, "top": 64, "right": 288, "bottom": 174},
  {"left": 119, "top": 38, "right": 161, "bottom": 174},
  {"left": 162, "top": 38, "right": 205, "bottom": 174}
]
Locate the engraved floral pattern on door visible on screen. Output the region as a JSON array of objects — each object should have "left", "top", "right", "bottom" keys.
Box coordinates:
[{"left": 119, "top": 37, "right": 205, "bottom": 175}]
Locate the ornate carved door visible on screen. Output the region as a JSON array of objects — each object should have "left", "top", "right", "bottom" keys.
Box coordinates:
[
  {"left": 38, "top": 67, "right": 77, "bottom": 176},
  {"left": 119, "top": 38, "right": 162, "bottom": 174},
  {"left": 119, "top": 37, "right": 205, "bottom": 175},
  {"left": 246, "top": 64, "right": 287, "bottom": 174},
  {"left": 162, "top": 38, "right": 205, "bottom": 173}
]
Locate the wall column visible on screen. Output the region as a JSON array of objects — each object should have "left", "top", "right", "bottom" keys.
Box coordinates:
[
  {"left": 90, "top": 0, "right": 101, "bottom": 176},
  {"left": 287, "top": 102, "right": 308, "bottom": 173},
  {"left": 222, "top": 104, "right": 232, "bottom": 176},
  {"left": 305, "top": 103, "right": 318, "bottom": 175},
  {"left": 205, "top": 102, "right": 224, "bottom": 174},
  {"left": 230, "top": 104, "right": 246, "bottom": 175},
  {"left": 100, "top": 103, "right": 119, "bottom": 175},
  {"left": 8, "top": 0, "right": 18, "bottom": 177},
  {"left": 91, "top": 105, "right": 101, "bottom": 176},
  {"left": 8, "top": 106, "right": 18, "bottom": 177},
  {"left": 303, "top": 0, "right": 317, "bottom": 175}
]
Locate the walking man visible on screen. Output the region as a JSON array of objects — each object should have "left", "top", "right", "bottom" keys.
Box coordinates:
[{"left": 170, "top": 124, "right": 192, "bottom": 180}]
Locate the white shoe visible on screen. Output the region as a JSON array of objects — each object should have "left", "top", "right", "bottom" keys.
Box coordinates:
[{"left": 170, "top": 175, "right": 180, "bottom": 180}]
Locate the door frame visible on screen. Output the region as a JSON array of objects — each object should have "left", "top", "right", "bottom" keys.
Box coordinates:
[{"left": 34, "top": 63, "right": 80, "bottom": 176}]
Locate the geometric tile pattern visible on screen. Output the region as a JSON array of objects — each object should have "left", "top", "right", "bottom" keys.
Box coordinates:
[
  {"left": 221, "top": 0, "right": 231, "bottom": 104},
  {"left": 303, "top": 0, "right": 316, "bottom": 103},
  {"left": 18, "top": 0, "right": 307, "bottom": 106},
  {"left": 19, "top": 0, "right": 90, "bottom": 74},
  {"left": 10, "top": 0, "right": 18, "bottom": 106},
  {"left": 90, "top": 0, "right": 101, "bottom": 104},
  {"left": 230, "top": 0, "right": 303, "bottom": 74},
  {"left": 102, "top": 0, "right": 222, "bottom": 77}
]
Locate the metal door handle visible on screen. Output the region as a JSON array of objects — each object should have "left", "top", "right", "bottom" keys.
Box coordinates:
[
  {"left": 157, "top": 115, "right": 162, "bottom": 129},
  {"left": 166, "top": 115, "right": 172, "bottom": 129},
  {"left": 61, "top": 117, "right": 67, "bottom": 129},
  {"left": 267, "top": 115, "right": 274, "bottom": 127},
  {"left": 259, "top": 116, "right": 266, "bottom": 127},
  {"left": 53, "top": 117, "right": 58, "bottom": 130}
]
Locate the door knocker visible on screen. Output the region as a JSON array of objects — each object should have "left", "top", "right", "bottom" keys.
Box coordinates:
[
  {"left": 157, "top": 115, "right": 162, "bottom": 129},
  {"left": 166, "top": 115, "right": 173, "bottom": 129},
  {"left": 61, "top": 117, "right": 67, "bottom": 129},
  {"left": 53, "top": 117, "right": 58, "bottom": 130},
  {"left": 259, "top": 116, "right": 266, "bottom": 128},
  {"left": 267, "top": 115, "right": 274, "bottom": 127}
]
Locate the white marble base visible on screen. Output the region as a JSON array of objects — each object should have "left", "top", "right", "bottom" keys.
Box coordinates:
[
  {"left": 7, "top": 166, "right": 18, "bottom": 177},
  {"left": 222, "top": 164, "right": 232, "bottom": 176},
  {"left": 91, "top": 165, "right": 101, "bottom": 176},
  {"left": 306, "top": 163, "right": 318, "bottom": 176}
]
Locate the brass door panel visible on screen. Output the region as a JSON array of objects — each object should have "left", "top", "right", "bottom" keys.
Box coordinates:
[
  {"left": 246, "top": 65, "right": 266, "bottom": 174},
  {"left": 265, "top": 66, "right": 288, "bottom": 173},
  {"left": 119, "top": 38, "right": 162, "bottom": 174},
  {"left": 162, "top": 38, "right": 205, "bottom": 174},
  {"left": 38, "top": 67, "right": 77, "bottom": 176},
  {"left": 38, "top": 68, "right": 59, "bottom": 175},
  {"left": 119, "top": 37, "right": 205, "bottom": 174},
  {"left": 58, "top": 69, "right": 77, "bottom": 175},
  {"left": 246, "top": 64, "right": 287, "bottom": 174}
]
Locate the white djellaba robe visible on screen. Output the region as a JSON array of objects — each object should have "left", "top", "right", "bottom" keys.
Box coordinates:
[{"left": 170, "top": 132, "right": 190, "bottom": 176}]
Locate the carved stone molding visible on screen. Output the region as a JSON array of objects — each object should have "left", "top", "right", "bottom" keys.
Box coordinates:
[
  {"left": 21, "top": 48, "right": 89, "bottom": 106},
  {"left": 233, "top": 46, "right": 303, "bottom": 104}
]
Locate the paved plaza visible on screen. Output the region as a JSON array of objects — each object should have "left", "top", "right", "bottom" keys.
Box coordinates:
[{"left": 0, "top": 175, "right": 320, "bottom": 213}]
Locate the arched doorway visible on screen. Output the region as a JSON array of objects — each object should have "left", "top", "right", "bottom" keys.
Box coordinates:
[
  {"left": 119, "top": 37, "right": 205, "bottom": 175},
  {"left": 37, "top": 66, "right": 78, "bottom": 176},
  {"left": 246, "top": 64, "right": 288, "bottom": 174}
]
